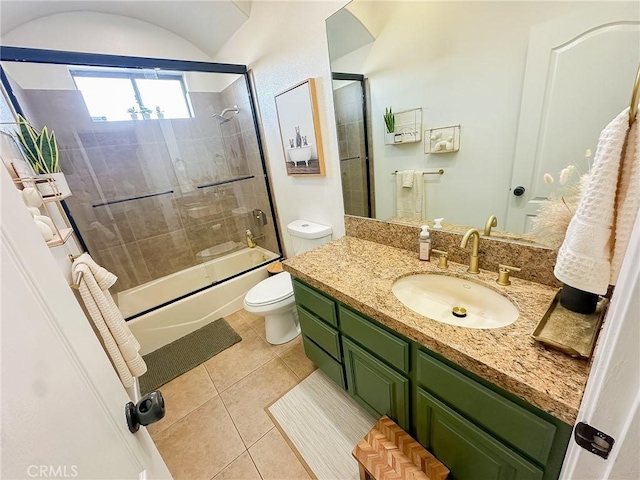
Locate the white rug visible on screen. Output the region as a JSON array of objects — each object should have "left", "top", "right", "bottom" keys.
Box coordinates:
[{"left": 267, "top": 370, "right": 377, "bottom": 480}]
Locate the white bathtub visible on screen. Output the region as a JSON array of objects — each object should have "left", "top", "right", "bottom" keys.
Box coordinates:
[{"left": 125, "top": 246, "right": 279, "bottom": 355}]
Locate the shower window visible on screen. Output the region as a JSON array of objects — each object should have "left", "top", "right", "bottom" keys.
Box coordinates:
[
  {"left": 1, "top": 49, "right": 283, "bottom": 320},
  {"left": 71, "top": 71, "right": 192, "bottom": 121}
]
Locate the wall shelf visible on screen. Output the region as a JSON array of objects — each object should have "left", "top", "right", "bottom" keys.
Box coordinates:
[
  {"left": 384, "top": 108, "right": 422, "bottom": 145},
  {"left": 46, "top": 228, "right": 74, "bottom": 247},
  {"left": 425, "top": 125, "right": 461, "bottom": 154},
  {"left": 13, "top": 175, "right": 76, "bottom": 248}
]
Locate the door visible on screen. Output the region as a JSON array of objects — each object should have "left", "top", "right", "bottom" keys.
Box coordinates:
[
  {"left": 0, "top": 167, "right": 170, "bottom": 479},
  {"left": 559, "top": 209, "right": 640, "bottom": 479},
  {"left": 332, "top": 73, "right": 373, "bottom": 218},
  {"left": 342, "top": 337, "right": 409, "bottom": 430},
  {"left": 416, "top": 389, "right": 543, "bottom": 480},
  {"left": 505, "top": 4, "right": 640, "bottom": 232}
]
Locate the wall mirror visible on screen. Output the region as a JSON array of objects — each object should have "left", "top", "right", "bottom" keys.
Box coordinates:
[{"left": 326, "top": 1, "right": 640, "bottom": 242}]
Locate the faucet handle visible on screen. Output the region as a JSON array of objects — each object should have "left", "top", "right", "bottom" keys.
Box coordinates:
[
  {"left": 496, "top": 264, "right": 521, "bottom": 286},
  {"left": 432, "top": 249, "right": 449, "bottom": 269}
]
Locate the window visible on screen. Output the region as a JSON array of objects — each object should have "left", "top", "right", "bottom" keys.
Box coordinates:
[{"left": 71, "top": 71, "right": 192, "bottom": 122}]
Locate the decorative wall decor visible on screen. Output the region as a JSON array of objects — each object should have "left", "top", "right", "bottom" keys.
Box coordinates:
[
  {"left": 425, "top": 124, "right": 461, "bottom": 154},
  {"left": 384, "top": 107, "right": 422, "bottom": 145},
  {"left": 275, "top": 78, "right": 325, "bottom": 176}
]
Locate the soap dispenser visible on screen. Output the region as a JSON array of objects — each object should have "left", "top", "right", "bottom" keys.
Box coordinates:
[{"left": 419, "top": 225, "right": 431, "bottom": 261}]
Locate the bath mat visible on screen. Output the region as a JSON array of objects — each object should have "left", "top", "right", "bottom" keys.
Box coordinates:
[
  {"left": 139, "top": 319, "right": 241, "bottom": 395},
  {"left": 266, "top": 370, "right": 377, "bottom": 480}
]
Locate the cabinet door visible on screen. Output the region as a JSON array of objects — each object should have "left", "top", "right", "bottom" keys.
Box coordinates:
[
  {"left": 342, "top": 337, "right": 409, "bottom": 430},
  {"left": 416, "top": 388, "right": 543, "bottom": 480}
]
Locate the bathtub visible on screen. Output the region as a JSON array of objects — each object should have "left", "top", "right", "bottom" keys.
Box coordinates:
[{"left": 125, "top": 246, "right": 279, "bottom": 355}]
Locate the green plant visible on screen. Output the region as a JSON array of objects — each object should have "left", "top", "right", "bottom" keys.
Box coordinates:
[
  {"left": 384, "top": 107, "right": 395, "bottom": 133},
  {"left": 139, "top": 106, "right": 152, "bottom": 115},
  {"left": 16, "top": 115, "right": 59, "bottom": 174},
  {"left": 126, "top": 106, "right": 138, "bottom": 114}
]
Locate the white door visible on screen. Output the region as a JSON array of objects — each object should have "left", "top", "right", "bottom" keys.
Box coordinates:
[
  {"left": 0, "top": 166, "right": 171, "bottom": 479},
  {"left": 505, "top": 4, "right": 640, "bottom": 232},
  {"left": 560, "top": 209, "right": 640, "bottom": 479}
]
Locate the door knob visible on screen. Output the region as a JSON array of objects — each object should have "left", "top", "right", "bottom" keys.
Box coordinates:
[
  {"left": 126, "top": 391, "right": 165, "bottom": 433},
  {"left": 513, "top": 186, "right": 526, "bottom": 196}
]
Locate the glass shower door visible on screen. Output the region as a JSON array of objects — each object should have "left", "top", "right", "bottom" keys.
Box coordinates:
[{"left": 1, "top": 60, "right": 281, "bottom": 318}]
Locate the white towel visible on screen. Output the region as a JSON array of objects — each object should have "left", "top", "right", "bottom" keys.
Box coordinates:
[
  {"left": 73, "top": 255, "right": 147, "bottom": 387},
  {"left": 554, "top": 107, "right": 640, "bottom": 294},
  {"left": 396, "top": 171, "right": 424, "bottom": 220},
  {"left": 401, "top": 170, "right": 414, "bottom": 188}
]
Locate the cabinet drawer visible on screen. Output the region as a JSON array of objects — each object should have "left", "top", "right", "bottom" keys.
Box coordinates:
[
  {"left": 293, "top": 280, "right": 338, "bottom": 327},
  {"left": 298, "top": 307, "right": 341, "bottom": 361},
  {"left": 416, "top": 350, "right": 556, "bottom": 464},
  {"left": 416, "top": 388, "right": 543, "bottom": 480},
  {"left": 339, "top": 306, "right": 409, "bottom": 374},
  {"left": 302, "top": 335, "right": 345, "bottom": 389},
  {"left": 343, "top": 337, "right": 410, "bottom": 430}
]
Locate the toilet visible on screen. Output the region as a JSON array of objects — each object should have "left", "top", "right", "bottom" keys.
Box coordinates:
[{"left": 243, "top": 219, "right": 332, "bottom": 345}]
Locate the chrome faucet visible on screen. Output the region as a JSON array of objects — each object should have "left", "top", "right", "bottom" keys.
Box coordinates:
[
  {"left": 483, "top": 215, "right": 497, "bottom": 236},
  {"left": 460, "top": 228, "right": 480, "bottom": 274}
]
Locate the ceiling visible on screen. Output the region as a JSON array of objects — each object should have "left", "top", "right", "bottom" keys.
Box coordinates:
[{"left": 0, "top": 0, "right": 251, "bottom": 59}]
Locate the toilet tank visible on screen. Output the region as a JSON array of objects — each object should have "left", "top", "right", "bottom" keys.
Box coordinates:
[{"left": 287, "top": 220, "right": 332, "bottom": 255}]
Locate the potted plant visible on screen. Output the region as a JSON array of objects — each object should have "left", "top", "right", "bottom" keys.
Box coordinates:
[
  {"left": 15, "top": 115, "right": 70, "bottom": 197},
  {"left": 139, "top": 106, "right": 152, "bottom": 120},
  {"left": 384, "top": 107, "right": 395, "bottom": 134},
  {"left": 155, "top": 106, "right": 165, "bottom": 119},
  {"left": 127, "top": 106, "right": 139, "bottom": 120}
]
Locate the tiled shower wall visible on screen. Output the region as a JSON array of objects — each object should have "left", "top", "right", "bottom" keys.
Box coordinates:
[
  {"left": 333, "top": 82, "right": 368, "bottom": 217},
  {"left": 15, "top": 76, "right": 279, "bottom": 293}
]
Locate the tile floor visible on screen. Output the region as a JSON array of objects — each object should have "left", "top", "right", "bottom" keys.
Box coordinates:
[{"left": 148, "top": 309, "right": 317, "bottom": 480}]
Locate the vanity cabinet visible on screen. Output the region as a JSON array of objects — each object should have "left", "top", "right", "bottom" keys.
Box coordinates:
[
  {"left": 292, "top": 278, "right": 572, "bottom": 480},
  {"left": 342, "top": 337, "right": 410, "bottom": 430},
  {"left": 416, "top": 389, "right": 544, "bottom": 480}
]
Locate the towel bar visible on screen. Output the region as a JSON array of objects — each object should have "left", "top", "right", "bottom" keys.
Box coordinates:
[
  {"left": 70, "top": 271, "right": 83, "bottom": 290},
  {"left": 392, "top": 169, "right": 444, "bottom": 175}
]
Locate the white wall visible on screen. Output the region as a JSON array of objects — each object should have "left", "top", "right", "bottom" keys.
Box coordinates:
[
  {"left": 212, "top": 1, "right": 348, "bottom": 256},
  {"left": 333, "top": 1, "right": 635, "bottom": 227}
]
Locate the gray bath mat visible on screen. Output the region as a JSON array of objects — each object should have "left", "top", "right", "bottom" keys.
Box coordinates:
[{"left": 139, "top": 319, "right": 241, "bottom": 395}]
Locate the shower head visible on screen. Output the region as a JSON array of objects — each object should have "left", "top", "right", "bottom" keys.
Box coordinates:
[{"left": 212, "top": 105, "right": 239, "bottom": 122}]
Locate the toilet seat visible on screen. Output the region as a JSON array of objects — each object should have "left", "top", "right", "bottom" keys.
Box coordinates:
[{"left": 244, "top": 272, "right": 294, "bottom": 307}]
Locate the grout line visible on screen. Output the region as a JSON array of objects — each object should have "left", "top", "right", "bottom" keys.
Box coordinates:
[
  {"left": 150, "top": 391, "right": 218, "bottom": 437},
  {"left": 247, "top": 427, "right": 276, "bottom": 479},
  {"left": 208, "top": 449, "right": 248, "bottom": 480},
  {"left": 208, "top": 348, "right": 277, "bottom": 395},
  {"left": 216, "top": 383, "right": 253, "bottom": 451},
  {"left": 245, "top": 425, "right": 275, "bottom": 451}
]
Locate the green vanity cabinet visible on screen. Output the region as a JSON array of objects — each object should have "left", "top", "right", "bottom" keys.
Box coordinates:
[
  {"left": 416, "top": 389, "right": 544, "bottom": 480},
  {"left": 342, "top": 336, "right": 410, "bottom": 430},
  {"left": 291, "top": 278, "right": 572, "bottom": 480},
  {"left": 293, "top": 280, "right": 346, "bottom": 389}
]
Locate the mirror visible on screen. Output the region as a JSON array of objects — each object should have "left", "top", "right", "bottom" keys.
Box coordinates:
[{"left": 327, "top": 1, "right": 640, "bottom": 242}]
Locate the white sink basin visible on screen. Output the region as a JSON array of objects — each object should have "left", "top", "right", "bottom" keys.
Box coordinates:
[{"left": 392, "top": 274, "right": 518, "bottom": 329}]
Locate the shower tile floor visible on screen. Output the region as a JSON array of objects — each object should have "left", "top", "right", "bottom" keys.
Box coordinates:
[{"left": 148, "top": 309, "right": 317, "bottom": 480}]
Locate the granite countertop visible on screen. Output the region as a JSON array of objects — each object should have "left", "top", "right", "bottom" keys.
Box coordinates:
[{"left": 283, "top": 236, "right": 591, "bottom": 425}]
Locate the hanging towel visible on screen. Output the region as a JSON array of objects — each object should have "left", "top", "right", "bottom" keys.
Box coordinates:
[
  {"left": 554, "top": 107, "right": 640, "bottom": 295},
  {"left": 72, "top": 254, "right": 147, "bottom": 387},
  {"left": 396, "top": 171, "right": 424, "bottom": 220},
  {"left": 401, "top": 170, "right": 415, "bottom": 188}
]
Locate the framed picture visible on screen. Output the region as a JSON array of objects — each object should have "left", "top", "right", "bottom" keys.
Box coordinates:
[{"left": 275, "top": 78, "right": 325, "bottom": 176}]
